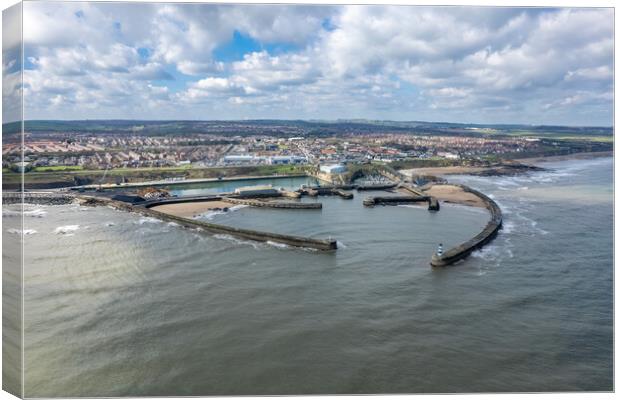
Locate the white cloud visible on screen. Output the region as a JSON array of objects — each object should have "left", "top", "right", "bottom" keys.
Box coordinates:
[{"left": 18, "top": 3, "right": 614, "bottom": 125}]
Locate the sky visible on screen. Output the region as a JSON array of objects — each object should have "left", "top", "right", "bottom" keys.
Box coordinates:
[{"left": 2, "top": 2, "right": 614, "bottom": 125}]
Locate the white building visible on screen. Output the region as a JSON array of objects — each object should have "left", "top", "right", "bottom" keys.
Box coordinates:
[
  {"left": 437, "top": 152, "right": 459, "bottom": 160},
  {"left": 268, "top": 155, "right": 308, "bottom": 165},
  {"left": 223, "top": 155, "right": 262, "bottom": 164},
  {"left": 234, "top": 185, "right": 280, "bottom": 197},
  {"left": 320, "top": 164, "right": 347, "bottom": 174}
]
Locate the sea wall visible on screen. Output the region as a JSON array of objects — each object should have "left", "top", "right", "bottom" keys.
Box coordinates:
[
  {"left": 362, "top": 191, "right": 439, "bottom": 211},
  {"left": 77, "top": 194, "right": 337, "bottom": 251},
  {"left": 430, "top": 184, "right": 502, "bottom": 267},
  {"left": 2, "top": 191, "right": 76, "bottom": 205},
  {"left": 221, "top": 197, "right": 323, "bottom": 209}
]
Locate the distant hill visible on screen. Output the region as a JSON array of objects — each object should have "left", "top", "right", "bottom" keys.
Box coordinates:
[{"left": 1, "top": 119, "right": 613, "bottom": 138}]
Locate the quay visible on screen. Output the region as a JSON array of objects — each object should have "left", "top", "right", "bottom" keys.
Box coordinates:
[
  {"left": 362, "top": 190, "right": 440, "bottom": 211},
  {"left": 219, "top": 197, "right": 322, "bottom": 209}
]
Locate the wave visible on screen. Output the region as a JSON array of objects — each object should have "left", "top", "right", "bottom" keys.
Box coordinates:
[
  {"left": 7, "top": 228, "right": 37, "bottom": 235},
  {"left": 213, "top": 234, "right": 261, "bottom": 249},
  {"left": 54, "top": 225, "right": 80, "bottom": 235},
  {"left": 266, "top": 240, "right": 290, "bottom": 249},
  {"left": 2, "top": 208, "right": 47, "bottom": 218},
  {"left": 2, "top": 209, "right": 20, "bottom": 217},
  {"left": 194, "top": 204, "right": 249, "bottom": 221},
  {"left": 136, "top": 217, "right": 161, "bottom": 225}
]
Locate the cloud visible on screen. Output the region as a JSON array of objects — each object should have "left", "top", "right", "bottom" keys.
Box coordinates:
[{"left": 18, "top": 3, "right": 614, "bottom": 125}]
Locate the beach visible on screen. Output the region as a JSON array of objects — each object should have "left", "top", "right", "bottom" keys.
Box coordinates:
[
  {"left": 150, "top": 200, "right": 233, "bottom": 218},
  {"left": 401, "top": 166, "right": 488, "bottom": 177},
  {"left": 513, "top": 151, "right": 614, "bottom": 164},
  {"left": 422, "top": 184, "right": 486, "bottom": 208},
  {"left": 401, "top": 151, "right": 613, "bottom": 178}
]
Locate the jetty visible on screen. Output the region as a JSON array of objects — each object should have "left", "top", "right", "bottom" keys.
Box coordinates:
[
  {"left": 219, "top": 197, "right": 322, "bottom": 209},
  {"left": 430, "top": 184, "right": 503, "bottom": 267}
]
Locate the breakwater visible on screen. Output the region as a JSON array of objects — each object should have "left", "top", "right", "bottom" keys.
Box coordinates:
[
  {"left": 430, "top": 184, "right": 502, "bottom": 267},
  {"left": 70, "top": 173, "right": 309, "bottom": 190},
  {"left": 301, "top": 186, "right": 354, "bottom": 199},
  {"left": 76, "top": 194, "right": 337, "bottom": 251},
  {"left": 221, "top": 197, "right": 323, "bottom": 209},
  {"left": 363, "top": 193, "right": 439, "bottom": 211},
  {"left": 356, "top": 183, "right": 398, "bottom": 191},
  {"left": 2, "top": 191, "right": 76, "bottom": 205}
]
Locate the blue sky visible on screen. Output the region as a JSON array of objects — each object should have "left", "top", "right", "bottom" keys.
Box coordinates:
[{"left": 3, "top": 2, "right": 614, "bottom": 125}]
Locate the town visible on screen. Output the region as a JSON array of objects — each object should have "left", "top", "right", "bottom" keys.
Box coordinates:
[{"left": 3, "top": 130, "right": 544, "bottom": 171}]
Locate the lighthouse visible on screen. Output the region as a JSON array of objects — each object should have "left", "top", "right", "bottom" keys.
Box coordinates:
[{"left": 436, "top": 243, "right": 444, "bottom": 257}]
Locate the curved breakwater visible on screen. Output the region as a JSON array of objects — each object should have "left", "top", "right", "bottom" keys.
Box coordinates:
[{"left": 430, "top": 183, "right": 503, "bottom": 267}]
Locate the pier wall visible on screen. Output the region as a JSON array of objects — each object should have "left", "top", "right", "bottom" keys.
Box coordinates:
[
  {"left": 430, "top": 184, "right": 502, "bottom": 267},
  {"left": 2, "top": 191, "right": 76, "bottom": 205},
  {"left": 221, "top": 197, "right": 323, "bottom": 209},
  {"left": 77, "top": 194, "right": 337, "bottom": 251}
]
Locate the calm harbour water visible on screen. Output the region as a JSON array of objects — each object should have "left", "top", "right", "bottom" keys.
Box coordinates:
[{"left": 5, "top": 157, "right": 613, "bottom": 396}]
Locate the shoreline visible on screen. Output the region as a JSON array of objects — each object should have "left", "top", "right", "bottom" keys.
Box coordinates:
[
  {"left": 400, "top": 151, "right": 612, "bottom": 178},
  {"left": 150, "top": 200, "right": 235, "bottom": 219},
  {"left": 512, "top": 151, "right": 613, "bottom": 164}
]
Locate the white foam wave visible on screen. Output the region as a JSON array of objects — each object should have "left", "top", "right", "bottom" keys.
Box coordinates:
[
  {"left": 195, "top": 210, "right": 227, "bottom": 220},
  {"left": 25, "top": 208, "right": 47, "bottom": 217},
  {"left": 7, "top": 228, "right": 37, "bottom": 235},
  {"left": 2, "top": 208, "right": 47, "bottom": 218},
  {"left": 213, "top": 234, "right": 261, "bottom": 249},
  {"left": 336, "top": 240, "right": 347, "bottom": 249},
  {"left": 54, "top": 225, "right": 79, "bottom": 234},
  {"left": 266, "top": 240, "right": 290, "bottom": 249},
  {"left": 137, "top": 217, "right": 161, "bottom": 225},
  {"left": 194, "top": 204, "right": 248, "bottom": 221},
  {"left": 2, "top": 209, "right": 20, "bottom": 217}
]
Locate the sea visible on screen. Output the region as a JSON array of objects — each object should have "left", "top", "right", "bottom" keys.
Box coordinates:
[{"left": 2, "top": 157, "right": 613, "bottom": 396}]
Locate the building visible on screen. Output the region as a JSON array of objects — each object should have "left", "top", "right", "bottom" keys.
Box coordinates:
[
  {"left": 268, "top": 155, "right": 308, "bottom": 165},
  {"left": 320, "top": 164, "right": 347, "bottom": 174},
  {"left": 234, "top": 185, "right": 280, "bottom": 197},
  {"left": 223, "top": 155, "right": 262, "bottom": 165}
]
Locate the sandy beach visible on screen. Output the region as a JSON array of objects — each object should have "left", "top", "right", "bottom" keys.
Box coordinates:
[
  {"left": 422, "top": 184, "right": 486, "bottom": 208},
  {"left": 401, "top": 166, "right": 488, "bottom": 177},
  {"left": 151, "top": 200, "right": 234, "bottom": 218}
]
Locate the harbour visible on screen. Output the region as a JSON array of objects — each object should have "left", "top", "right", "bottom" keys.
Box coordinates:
[{"left": 8, "top": 157, "right": 613, "bottom": 396}]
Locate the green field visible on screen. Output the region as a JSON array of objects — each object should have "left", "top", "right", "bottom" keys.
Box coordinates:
[{"left": 32, "top": 165, "right": 84, "bottom": 172}]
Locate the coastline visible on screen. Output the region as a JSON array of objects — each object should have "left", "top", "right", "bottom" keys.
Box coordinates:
[
  {"left": 150, "top": 200, "right": 235, "bottom": 218},
  {"left": 512, "top": 150, "right": 613, "bottom": 164},
  {"left": 400, "top": 151, "right": 613, "bottom": 178}
]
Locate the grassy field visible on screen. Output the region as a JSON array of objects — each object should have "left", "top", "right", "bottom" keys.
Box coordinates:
[{"left": 32, "top": 165, "right": 84, "bottom": 172}]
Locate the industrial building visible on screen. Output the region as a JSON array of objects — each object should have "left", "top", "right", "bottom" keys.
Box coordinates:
[{"left": 319, "top": 164, "right": 347, "bottom": 174}]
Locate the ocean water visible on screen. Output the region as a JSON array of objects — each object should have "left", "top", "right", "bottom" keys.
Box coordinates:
[{"left": 4, "top": 157, "right": 613, "bottom": 396}]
